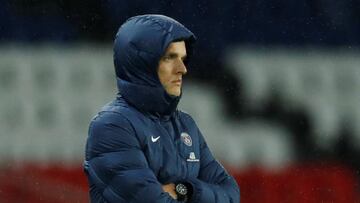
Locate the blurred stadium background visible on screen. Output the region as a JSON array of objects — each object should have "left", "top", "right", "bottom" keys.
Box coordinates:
[{"left": 1, "top": 0, "right": 360, "bottom": 202}]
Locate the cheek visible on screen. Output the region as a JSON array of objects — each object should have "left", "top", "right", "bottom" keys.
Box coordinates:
[{"left": 158, "top": 66, "right": 173, "bottom": 84}]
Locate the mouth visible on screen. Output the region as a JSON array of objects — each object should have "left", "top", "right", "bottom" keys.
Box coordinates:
[{"left": 172, "top": 79, "right": 182, "bottom": 86}]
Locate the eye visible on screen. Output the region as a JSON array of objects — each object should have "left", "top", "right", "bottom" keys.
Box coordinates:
[
  {"left": 162, "top": 53, "right": 179, "bottom": 61},
  {"left": 163, "top": 56, "right": 172, "bottom": 61}
]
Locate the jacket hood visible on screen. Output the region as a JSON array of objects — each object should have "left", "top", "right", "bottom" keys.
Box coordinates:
[{"left": 113, "top": 14, "right": 196, "bottom": 116}]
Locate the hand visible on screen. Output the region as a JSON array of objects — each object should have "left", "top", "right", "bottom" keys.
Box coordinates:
[{"left": 162, "top": 183, "right": 177, "bottom": 200}]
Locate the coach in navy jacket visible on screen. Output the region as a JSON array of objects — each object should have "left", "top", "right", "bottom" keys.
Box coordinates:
[{"left": 84, "top": 14, "right": 240, "bottom": 203}]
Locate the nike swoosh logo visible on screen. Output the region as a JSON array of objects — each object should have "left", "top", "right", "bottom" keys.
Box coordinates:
[{"left": 151, "top": 136, "right": 160, "bottom": 142}]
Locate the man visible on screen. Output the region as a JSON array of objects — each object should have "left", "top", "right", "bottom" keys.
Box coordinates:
[{"left": 84, "top": 14, "right": 240, "bottom": 203}]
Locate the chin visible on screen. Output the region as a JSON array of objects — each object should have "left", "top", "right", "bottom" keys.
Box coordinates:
[
  {"left": 167, "top": 89, "right": 181, "bottom": 96},
  {"left": 169, "top": 92, "right": 181, "bottom": 97}
]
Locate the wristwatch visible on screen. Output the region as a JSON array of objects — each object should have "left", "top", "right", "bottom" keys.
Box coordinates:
[{"left": 175, "top": 183, "right": 189, "bottom": 202}]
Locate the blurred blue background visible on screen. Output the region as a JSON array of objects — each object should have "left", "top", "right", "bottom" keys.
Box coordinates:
[{"left": 0, "top": 0, "right": 360, "bottom": 202}]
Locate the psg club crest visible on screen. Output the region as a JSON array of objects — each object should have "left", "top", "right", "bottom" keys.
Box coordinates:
[{"left": 181, "top": 132, "right": 192, "bottom": 146}]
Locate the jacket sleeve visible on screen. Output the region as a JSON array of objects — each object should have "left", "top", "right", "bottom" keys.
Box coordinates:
[
  {"left": 186, "top": 129, "right": 240, "bottom": 203},
  {"left": 84, "top": 112, "right": 178, "bottom": 203}
]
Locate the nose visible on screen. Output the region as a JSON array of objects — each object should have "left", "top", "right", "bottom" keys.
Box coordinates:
[{"left": 177, "top": 59, "right": 187, "bottom": 75}]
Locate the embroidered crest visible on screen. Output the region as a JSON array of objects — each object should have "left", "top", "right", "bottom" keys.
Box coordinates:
[
  {"left": 187, "top": 152, "right": 199, "bottom": 162},
  {"left": 181, "top": 132, "right": 192, "bottom": 146},
  {"left": 189, "top": 152, "right": 196, "bottom": 160}
]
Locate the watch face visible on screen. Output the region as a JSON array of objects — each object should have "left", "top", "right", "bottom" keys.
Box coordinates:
[{"left": 176, "top": 183, "right": 188, "bottom": 195}]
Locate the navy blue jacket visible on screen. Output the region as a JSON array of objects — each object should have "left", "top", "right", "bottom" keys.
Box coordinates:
[{"left": 84, "top": 15, "right": 240, "bottom": 203}]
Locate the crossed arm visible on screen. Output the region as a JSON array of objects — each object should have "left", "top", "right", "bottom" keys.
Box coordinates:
[{"left": 84, "top": 113, "right": 240, "bottom": 203}]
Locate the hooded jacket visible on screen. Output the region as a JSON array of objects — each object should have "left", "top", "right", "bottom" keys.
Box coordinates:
[{"left": 84, "top": 14, "right": 240, "bottom": 203}]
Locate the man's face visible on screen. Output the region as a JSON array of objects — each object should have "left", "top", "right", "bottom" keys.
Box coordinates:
[{"left": 158, "top": 41, "right": 187, "bottom": 96}]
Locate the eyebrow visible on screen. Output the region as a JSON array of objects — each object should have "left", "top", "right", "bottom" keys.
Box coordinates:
[{"left": 164, "top": 52, "right": 187, "bottom": 60}]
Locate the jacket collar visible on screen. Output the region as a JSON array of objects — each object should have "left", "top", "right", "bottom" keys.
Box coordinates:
[{"left": 117, "top": 77, "right": 180, "bottom": 118}]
